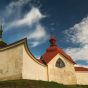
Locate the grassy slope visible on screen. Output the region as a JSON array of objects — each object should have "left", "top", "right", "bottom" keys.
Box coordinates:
[{"left": 0, "top": 79, "right": 88, "bottom": 88}]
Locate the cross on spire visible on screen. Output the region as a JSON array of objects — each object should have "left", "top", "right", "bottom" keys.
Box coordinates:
[{"left": 0, "top": 24, "right": 3, "bottom": 40}]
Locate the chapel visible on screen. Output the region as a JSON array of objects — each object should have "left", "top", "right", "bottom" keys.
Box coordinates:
[{"left": 0, "top": 25, "right": 88, "bottom": 85}]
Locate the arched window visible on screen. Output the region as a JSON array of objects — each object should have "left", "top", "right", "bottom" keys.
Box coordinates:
[{"left": 56, "top": 58, "right": 65, "bottom": 68}]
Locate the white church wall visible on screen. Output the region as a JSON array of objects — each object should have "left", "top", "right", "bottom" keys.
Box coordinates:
[
  {"left": 1, "top": 39, "right": 88, "bottom": 85},
  {"left": 75, "top": 72, "right": 88, "bottom": 85},
  {"left": 22, "top": 45, "right": 48, "bottom": 81},
  {"left": 48, "top": 54, "right": 77, "bottom": 85},
  {"left": 0, "top": 44, "right": 23, "bottom": 80}
]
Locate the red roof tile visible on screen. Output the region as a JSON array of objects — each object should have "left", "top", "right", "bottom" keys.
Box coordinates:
[
  {"left": 41, "top": 46, "right": 76, "bottom": 64},
  {"left": 75, "top": 67, "right": 88, "bottom": 71},
  {"left": 41, "top": 36, "right": 76, "bottom": 64}
]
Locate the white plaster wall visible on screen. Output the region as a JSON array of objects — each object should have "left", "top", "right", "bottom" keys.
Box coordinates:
[
  {"left": 48, "top": 54, "right": 77, "bottom": 85},
  {"left": 75, "top": 72, "right": 88, "bottom": 85},
  {"left": 22, "top": 46, "right": 48, "bottom": 81},
  {"left": 0, "top": 45, "right": 23, "bottom": 80}
]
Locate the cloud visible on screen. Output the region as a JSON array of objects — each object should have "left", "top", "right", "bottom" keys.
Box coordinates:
[
  {"left": 28, "top": 24, "right": 49, "bottom": 47},
  {"left": 10, "top": 7, "right": 45, "bottom": 27},
  {"left": 28, "top": 24, "right": 47, "bottom": 40},
  {"left": 0, "top": 0, "right": 49, "bottom": 47},
  {"left": 64, "top": 16, "right": 88, "bottom": 64},
  {"left": 65, "top": 17, "right": 88, "bottom": 45},
  {"left": 5, "top": 0, "right": 31, "bottom": 17},
  {"left": 66, "top": 45, "right": 88, "bottom": 60},
  {"left": 30, "top": 41, "right": 40, "bottom": 47},
  {"left": 5, "top": 7, "right": 48, "bottom": 47},
  {"left": 0, "top": 0, "right": 32, "bottom": 29}
]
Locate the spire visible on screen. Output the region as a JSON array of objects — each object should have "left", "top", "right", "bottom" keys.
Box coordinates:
[
  {"left": 0, "top": 24, "right": 7, "bottom": 48},
  {"left": 0, "top": 24, "right": 3, "bottom": 41},
  {"left": 49, "top": 35, "right": 56, "bottom": 47}
]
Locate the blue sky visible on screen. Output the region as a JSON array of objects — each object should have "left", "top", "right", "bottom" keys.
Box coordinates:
[{"left": 0, "top": 0, "right": 88, "bottom": 66}]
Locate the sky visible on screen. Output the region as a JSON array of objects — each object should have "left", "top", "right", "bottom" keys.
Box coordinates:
[{"left": 0, "top": 0, "right": 88, "bottom": 66}]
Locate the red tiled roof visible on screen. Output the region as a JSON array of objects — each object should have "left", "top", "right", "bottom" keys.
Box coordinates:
[
  {"left": 41, "top": 46, "right": 76, "bottom": 64},
  {"left": 41, "top": 36, "right": 76, "bottom": 64},
  {"left": 75, "top": 67, "right": 88, "bottom": 71}
]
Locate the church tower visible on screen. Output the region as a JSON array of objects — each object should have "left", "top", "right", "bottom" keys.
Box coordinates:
[
  {"left": 0, "top": 24, "right": 3, "bottom": 41},
  {"left": 0, "top": 24, "right": 7, "bottom": 48}
]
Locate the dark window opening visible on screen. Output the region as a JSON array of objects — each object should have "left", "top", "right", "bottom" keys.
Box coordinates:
[{"left": 56, "top": 58, "right": 65, "bottom": 68}]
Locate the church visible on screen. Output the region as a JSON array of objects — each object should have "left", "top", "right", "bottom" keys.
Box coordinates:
[{"left": 0, "top": 25, "right": 88, "bottom": 85}]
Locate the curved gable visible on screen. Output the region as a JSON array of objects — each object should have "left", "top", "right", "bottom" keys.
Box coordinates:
[{"left": 0, "top": 38, "right": 46, "bottom": 66}]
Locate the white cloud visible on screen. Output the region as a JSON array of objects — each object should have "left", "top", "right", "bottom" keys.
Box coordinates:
[
  {"left": 28, "top": 24, "right": 47, "bottom": 40},
  {"left": 30, "top": 41, "right": 40, "bottom": 47},
  {"left": 65, "top": 16, "right": 88, "bottom": 63},
  {"left": 5, "top": 0, "right": 31, "bottom": 17},
  {"left": 65, "top": 17, "right": 88, "bottom": 45},
  {"left": 66, "top": 45, "right": 88, "bottom": 60},
  {"left": 6, "top": 7, "right": 49, "bottom": 47},
  {"left": 36, "top": 56, "right": 40, "bottom": 59},
  {"left": 1, "top": 0, "right": 31, "bottom": 29},
  {"left": 11, "top": 7, "right": 45, "bottom": 26},
  {"left": 5, "top": 7, "right": 45, "bottom": 30},
  {"left": 1, "top": 0, "right": 49, "bottom": 47},
  {"left": 28, "top": 24, "right": 49, "bottom": 47}
]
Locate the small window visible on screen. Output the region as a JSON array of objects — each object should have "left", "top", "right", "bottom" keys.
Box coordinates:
[{"left": 56, "top": 58, "right": 65, "bottom": 68}]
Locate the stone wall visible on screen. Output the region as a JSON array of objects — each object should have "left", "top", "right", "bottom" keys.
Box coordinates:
[
  {"left": 0, "top": 41, "right": 48, "bottom": 81},
  {"left": 1, "top": 39, "right": 88, "bottom": 85},
  {"left": 0, "top": 44, "right": 23, "bottom": 80},
  {"left": 75, "top": 72, "right": 88, "bottom": 85},
  {"left": 22, "top": 45, "right": 48, "bottom": 81},
  {"left": 48, "top": 54, "right": 77, "bottom": 85}
]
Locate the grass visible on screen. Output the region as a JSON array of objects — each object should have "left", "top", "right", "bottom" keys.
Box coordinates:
[{"left": 0, "top": 79, "right": 88, "bottom": 88}]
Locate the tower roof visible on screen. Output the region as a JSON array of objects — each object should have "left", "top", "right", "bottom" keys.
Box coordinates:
[
  {"left": 0, "top": 24, "right": 7, "bottom": 48},
  {"left": 0, "top": 24, "right": 3, "bottom": 36},
  {"left": 41, "top": 36, "right": 76, "bottom": 64}
]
